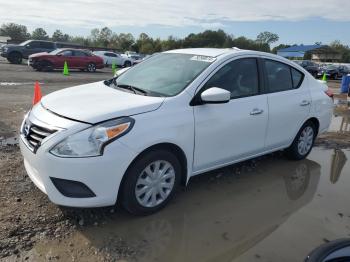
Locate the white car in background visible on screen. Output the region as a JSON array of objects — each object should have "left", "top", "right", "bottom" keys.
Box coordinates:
[
  {"left": 93, "top": 51, "right": 133, "bottom": 67},
  {"left": 19, "top": 48, "right": 333, "bottom": 215}
]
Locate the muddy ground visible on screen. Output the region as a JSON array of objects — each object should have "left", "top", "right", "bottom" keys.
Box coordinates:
[{"left": 0, "top": 57, "right": 349, "bottom": 262}]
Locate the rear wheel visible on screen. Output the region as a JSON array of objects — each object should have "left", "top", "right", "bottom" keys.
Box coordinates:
[
  {"left": 285, "top": 121, "right": 316, "bottom": 160},
  {"left": 120, "top": 150, "right": 181, "bottom": 215},
  {"left": 8, "top": 52, "right": 22, "bottom": 64},
  {"left": 87, "top": 62, "right": 96, "bottom": 72}
]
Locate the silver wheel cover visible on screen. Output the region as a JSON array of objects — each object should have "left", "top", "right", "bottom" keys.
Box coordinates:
[{"left": 135, "top": 160, "right": 175, "bottom": 208}]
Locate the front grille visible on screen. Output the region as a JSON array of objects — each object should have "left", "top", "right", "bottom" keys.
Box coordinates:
[{"left": 22, "top": 120, "right": 57, "bottom": 153}]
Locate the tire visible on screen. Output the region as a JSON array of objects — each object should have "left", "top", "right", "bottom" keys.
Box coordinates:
[
  {"left": 38, "top": 60, "right": 53, "bottom": 72},
  {"left": 285, "top": 121, "right": 316, "bottom": 160},
  {"left": 120, "top": 150, "right": 181, "bottom": 215},
  {"left": 86, "top": 62, "right": 96, "bottom": 72},
  {"left": 305, "top": 238, "right": 350, "bottom": 262},
  {"left": 123, "top": 60, "right": 132, "bottom": 67},
  {"left": 8, "top": 52, "right": 22, "bottom": 64}
]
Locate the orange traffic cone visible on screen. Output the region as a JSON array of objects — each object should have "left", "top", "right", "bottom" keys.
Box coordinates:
[{"left": 32, "top": 81, "right": 42, "bottom": 105}]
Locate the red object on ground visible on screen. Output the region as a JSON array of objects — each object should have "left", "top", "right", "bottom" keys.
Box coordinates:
[{"left": 33, "top": 81, "right": 42, "bottom": 105}]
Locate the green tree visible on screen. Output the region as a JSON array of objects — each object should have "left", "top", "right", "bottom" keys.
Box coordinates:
[
  {"left": 256, "top": 31, "right": 279, "bottom": 45},
  {"left": 330, "top": 40, "right": 350, "bottom": 63},
  {"left": 52, "top": 29, "right": 70, "bottom": 42},
  {"left": 31, "top": 28, "right": 49, "bottom": 40},
  {"left": 0, "top": 23, "right": 30, "bottom": 42}
]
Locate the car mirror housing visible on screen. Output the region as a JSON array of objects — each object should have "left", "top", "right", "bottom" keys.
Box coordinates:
[{"left": 200, "top": 87, "right": 231, "bottom": 104}]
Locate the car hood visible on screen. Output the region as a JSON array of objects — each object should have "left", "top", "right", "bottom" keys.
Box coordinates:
[
  {"left": 29, "top": 52, "right": 50, "bottom": 58},
  {"left": 41, "top": 81, "right": 165, "bottom": 124}
]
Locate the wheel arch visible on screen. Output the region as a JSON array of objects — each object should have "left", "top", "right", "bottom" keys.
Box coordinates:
[
  {"left": 306, "top": 117, "right": 320, "bottom": 136},
  {"left": 117, "top": 142, "right": 188, "bottom": 203}
]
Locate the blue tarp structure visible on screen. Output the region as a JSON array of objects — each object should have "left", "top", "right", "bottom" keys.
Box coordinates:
[
  {"left": 277, "top": 45, "right": 325, "bottom": 58},
  {"left": 340, "top": 75, "right": 350, "bottom": 94}
]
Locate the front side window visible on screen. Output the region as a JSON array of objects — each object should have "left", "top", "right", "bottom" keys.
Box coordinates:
[
  {"left": 203, "top": 58, "right": 259, "bottom": 99},
  {"left": 74, "top": 51, "right": 88, "bottom": 57},
  {"left": 26, "top": 41, "right": 40, "bottom": 48},
  {"left": 60, "top": 50, "right": 73, "bottom": 56},
  {"left": 115, "top": 53, "right": 214, "bottom": 96}
]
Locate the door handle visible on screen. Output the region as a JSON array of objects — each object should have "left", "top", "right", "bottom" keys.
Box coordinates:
[
  {"left": 250, "top": 108, "right": 264, "bottom": 115},
  {"left": 300, "top": 100, "right": 310, "bottom": 106}
]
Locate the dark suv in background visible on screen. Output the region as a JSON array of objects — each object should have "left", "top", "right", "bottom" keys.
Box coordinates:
[
  {"left": 0, "top": 40, "right": 81, "bottom": 64},
  {"left": 293, "top": 60, "right": 319, "bottom": 77}
]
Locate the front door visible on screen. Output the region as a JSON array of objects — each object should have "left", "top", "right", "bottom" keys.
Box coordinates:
[{"left": 193, "top": 57, "right": 268, "bottom": 173}]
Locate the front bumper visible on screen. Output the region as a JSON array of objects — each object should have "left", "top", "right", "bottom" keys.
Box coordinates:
[
  {"left": 0, "top": 51, "right": 8, "bottom": 58},
  {"left": 19, "top": 107, "right": 137, "bottom": 207}
]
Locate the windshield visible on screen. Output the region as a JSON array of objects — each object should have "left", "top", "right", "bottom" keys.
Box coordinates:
[
  {"left": 114, "top": 53, "right": 214, "bottom": 96},
  {"left": 19, "top": 40, "right": 31, "bottom": 46},
  {"left": 49, "top": 49, "right": 63, "bottom": 55}
]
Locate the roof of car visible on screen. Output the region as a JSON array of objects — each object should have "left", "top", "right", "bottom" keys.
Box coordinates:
[{"left": 165, "top": 48, "right": 242, "bottom": 57}]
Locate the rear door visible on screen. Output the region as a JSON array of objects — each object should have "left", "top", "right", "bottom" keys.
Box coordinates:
[
  {"left": 73, "top": 50, "right": 89, "bottom": 68},
  {"left": 262, "top": 58, "right": 311, "bottom": 150}
]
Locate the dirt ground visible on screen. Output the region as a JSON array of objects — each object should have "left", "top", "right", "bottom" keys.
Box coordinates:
[{"left": 0, "top": 57, "right": 349, "bottom": 262}]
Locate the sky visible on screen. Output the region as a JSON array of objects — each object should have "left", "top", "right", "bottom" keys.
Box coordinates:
[{"left": 0, "top": 0, "right": 349, "bottom": 45}]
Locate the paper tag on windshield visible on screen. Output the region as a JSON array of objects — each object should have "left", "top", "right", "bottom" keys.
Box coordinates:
[{"left": 190, "top": 55, "right": 216, "bottom": 63}]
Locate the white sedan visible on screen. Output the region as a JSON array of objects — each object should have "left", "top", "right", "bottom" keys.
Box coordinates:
[
  {"left": 19, "top": 48, "right": 333, "bottom": 215},
  {"left": 93, "top": 51, "right": 133, "bottom": 67}
]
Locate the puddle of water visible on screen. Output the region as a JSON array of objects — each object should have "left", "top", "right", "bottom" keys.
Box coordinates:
[
  {"left": 27, "top": 148, "right": 350, "bottom": 262},
  {"left": 0, "top": 136, "right": 19, "bottom": 146}
]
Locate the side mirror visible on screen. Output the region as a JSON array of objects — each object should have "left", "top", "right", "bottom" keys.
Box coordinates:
[
  {"left": 25, "top": 45, "right": 30, "bottom": 49},
  {"left": 200, "top": 87, "right": 231, "bottom": 104}
]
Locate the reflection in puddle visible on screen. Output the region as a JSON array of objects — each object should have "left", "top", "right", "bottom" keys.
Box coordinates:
[
  {"left": 330, "top": 149, "right": 347, "bottom": 184},
  {"left": 32, "top": 155, "right": 325, "bottom": 262}
]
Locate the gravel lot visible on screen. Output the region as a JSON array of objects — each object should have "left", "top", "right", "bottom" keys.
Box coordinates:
[{"left": 0, "top": 57, "right": 349, "bottom": 262}]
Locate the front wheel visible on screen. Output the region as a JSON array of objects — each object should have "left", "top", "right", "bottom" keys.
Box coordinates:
[
  {"left": 285, "top": 121, "right": 316, "bottom": 160},
  {"left": 8, "top": 52, "right": 22, "bottom": 64},
  {"left": 120, "top": 150, "right": 181, "bottom": 215},
  {"left": 123, "top": 60, "right": 132, "bottom": 67}
]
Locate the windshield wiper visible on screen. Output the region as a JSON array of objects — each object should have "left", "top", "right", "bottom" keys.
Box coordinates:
[{"left": 116, "top": 84, "right": 148, "bottom": 96}]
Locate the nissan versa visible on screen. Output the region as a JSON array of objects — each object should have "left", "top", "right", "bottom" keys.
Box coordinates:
[{"left": 19, "top": 48, "right": 333, "bottom": 215}]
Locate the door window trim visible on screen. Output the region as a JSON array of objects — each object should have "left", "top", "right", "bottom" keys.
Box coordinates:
[
  {"left": 261, "top": 58, "right": 305, "bottom": 94},
  {"left": 190, "top": 56, "right": 265, "bottom": 106}
]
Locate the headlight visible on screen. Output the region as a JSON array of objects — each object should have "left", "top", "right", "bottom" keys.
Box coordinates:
[
  {"left": 3, "top": 47, "right": 8, "bottom": 52},
  {"left": 50, "top": 117, "right": 134, "bottom": 158}
]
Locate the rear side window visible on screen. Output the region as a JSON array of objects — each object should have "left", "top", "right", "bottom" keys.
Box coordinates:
[
  {"left": 40, "top": 42, "right": 54, "bottom": 49},
  {"left": 74, "top": 50, "right": 88, "bottom": 57},
  {"left": 203, "top": 58, "right": 259, "bottom": 99},
  {"left": 264, "top": 59, "right": 304, "bottom": 92}
]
